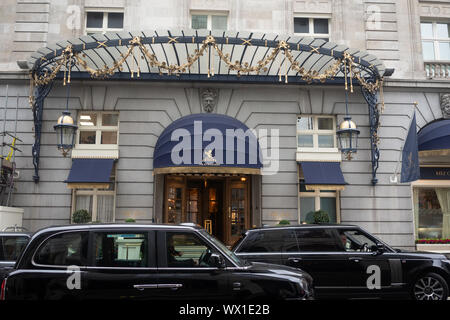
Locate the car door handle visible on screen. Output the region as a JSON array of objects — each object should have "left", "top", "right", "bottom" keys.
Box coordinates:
[
  {"left": 348, "top": 257, "right": 362, "bottom": 263},
  {"left": 288, "top": 257, "right": 302, "bottom": 264},
  {"left": 133, "top": 284, "right": 158, "bottom": 291},
  {"left": 158, "top": 283, "right": 183, "bottom": 290}
]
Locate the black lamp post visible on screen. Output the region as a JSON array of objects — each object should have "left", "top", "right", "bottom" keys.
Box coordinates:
[
  {"left": 337, "top": 88, "right": 360, "bottom": 160},
  {"left": 54, "top": 64, "right": 77, "bottom": 157}
]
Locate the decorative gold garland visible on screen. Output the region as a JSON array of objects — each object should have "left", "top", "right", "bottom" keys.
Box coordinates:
[{"left": 30, "top": 36, "right": 385, "bottom": 107}]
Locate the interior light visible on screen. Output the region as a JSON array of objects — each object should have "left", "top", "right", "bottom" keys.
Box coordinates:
[
  {"left": 80, "top": 115, "right": 92, "bottom": 120},
  {"left": 80, "top": 121, "right": 94, "bottom": 126}
]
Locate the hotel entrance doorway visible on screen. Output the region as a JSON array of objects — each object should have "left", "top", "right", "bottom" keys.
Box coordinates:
[{"left": 164, "top": 175, "right": 250, "bottom": 245}]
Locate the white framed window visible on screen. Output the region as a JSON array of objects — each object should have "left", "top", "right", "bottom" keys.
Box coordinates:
[
  {"left": 297, "top": 115, "right": 337, "bottom": 151},
  {"left": 76, "top": 112, "right": 119, "bottom": 147},
  {"left": 72, "top": 188, "right": 116, "bottom": 223},
  {"left": 421, "top": 21, "right": 450, "bottom": 61},
  {"left": 294, "top": 16, "right": 330, "bottom": 41},
  {"left": 85, "top": 9, "right": 124, "bottom": 35},
  {"left": 191, "top": 12, "right": 228, "bottom": 30},
  {"left": 299, "top": 181, "right": 340, "bottom": 224}
]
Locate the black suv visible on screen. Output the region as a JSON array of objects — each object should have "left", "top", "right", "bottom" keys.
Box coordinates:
[
  {"left": 0, "top": 232, "right": 30, "bottom": 282},
  {"left": 233, "top": 224, "right": 450, "bottom": 300},
  {"left": 1, "top": 223, "right": 313, "bottom": 300}
]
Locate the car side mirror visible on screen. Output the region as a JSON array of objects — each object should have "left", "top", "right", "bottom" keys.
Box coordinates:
[
  {"left": 376, "top": 243, "right": 385, "bottom": 254},
  {"left": 210, "top": 253, "right": 226, "bottom": 269}
]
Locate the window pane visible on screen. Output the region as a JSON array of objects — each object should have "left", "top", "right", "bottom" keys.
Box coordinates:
[
  {"left": 436, "top": 23, "right": 450, "bottom": 39},
  {"left": 422, "top": 41, "right": 435, "bottom": 60},
  {"left": 166, "top": 232, "right": 217, "bottom": 267},
  {"left": 297, "top": 117, "right": 313, "bottom": 130},
  {"left": 282, "top": 230, "right": 300, "bottom": 252},
  {"left": 0, "top": 236, "right": 28, "bottom": 261},
  {"left": 107, "top": 12, "right": 123, "bottom": 29},
  {"left": 438, "top": 42, "right": 450, "bottom": 60},
  {"left": 313, "top": 19, "right": 329, "bottom": 34},
  {"left": 95, "top": 233, "right": 148, "bottom": 267},
  {"left": 97, "top": 195, "right": 114, "bottom": 222},
  {"left": 212, "top": 15, "right": 227, "bottom": 30},
  {"left": 320, "top": 197, "right": 336, "bottom": 223},
  {"left": 295, "top": 229, "right": 341, "bottom": 252},
  {"left": 417, "top": 188, "right": 444, "bottom": 239},
  {"left": 298, "top": 135, "right": 313, "bottom": 147},
  {"left": 420, "top": 22, "right": 433, "bottom": 38},
  {"left": 75, "top": 195, "right": 93, "bottom": 214},
  {"left": 294, "top": 18, "right": 309, "bottom": 33},
  {"left": 192, "top": 15, "right": 207, "bottom": 29},
  {"left": 79, "top": 131, "right": 96, "bottom": 144},
  {"left": 101, "top": 131, "right": 117, "bottom": 144},
  {"left": 318, "top": 118, "right": 333, "bottom": 130},
  {"left": 86, "top": 12, "right": 103, "bottom": 28},
  {"left": 318, "top": 135, "right": 334, "bottom": 148},
  {"left": 338, "top": 229, "right": 377, "bottom": 252},
  {"left": 79, "top": 113, "right": 97, "bottom": 126},
  {"left": 102, "top": 113, "right": 118, "bottom": 126},
  {"left": 238, "top": 230, "right": 283, "bottom": 253},
  {"left": 300, "top": 197, "right": 315, "bottom": 223},
  {"left": 35, "top": 232, "right": 89, "bottom": 266}
]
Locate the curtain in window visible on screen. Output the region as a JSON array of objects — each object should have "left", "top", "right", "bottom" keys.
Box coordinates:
[
  {"left": 435, "top": 188, "right": 450, "bottom": 238},
  {"left": 75, "top": 195, "right": 92, "bottom": 214},
  {"left": 97, "top": 195, "right": 114, "bottom": 222},
  {"left": 413, "top": 188, "right": 420, "bottom": 239}
]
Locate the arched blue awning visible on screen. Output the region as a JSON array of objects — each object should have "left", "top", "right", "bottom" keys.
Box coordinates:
[
  {"left": 153, "top": 113, "right": 262, "bottom": 174},
  {"left": 418, "top": 119, "right": 450, "bottom": 151}
]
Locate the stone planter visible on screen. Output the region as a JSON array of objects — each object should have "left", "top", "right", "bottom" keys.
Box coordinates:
[
  {"left": 0, "top": 206, "right": 24, "bottom": 230},
  {"left": 416, "top": 243, "right": 450, "bottom": 253}
]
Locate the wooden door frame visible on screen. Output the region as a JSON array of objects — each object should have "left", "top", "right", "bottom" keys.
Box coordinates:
[
  {"left": 164, "top": 176, "right": 186, "bottom": 223},
  {"left": 224, "top": 177, "right": 250, "bottom": 245}
]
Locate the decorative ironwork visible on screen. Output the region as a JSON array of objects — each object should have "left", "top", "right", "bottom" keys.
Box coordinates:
[
  {"left": 27, "top": 31, "right": 387, "bottom": 184},
  {"left": 362, "top": 76, "right": 381, "bottom": 185},
  {"left": 31, "top": 80, "right": 53, "bottom": 183}
]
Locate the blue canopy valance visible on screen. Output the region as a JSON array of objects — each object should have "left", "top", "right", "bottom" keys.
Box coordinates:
[
  {"left": 299, "top": 161, "right": 347, "bottom": 191},
  {"left": 154, "top": 113, "right": 262, "bottom": 174},
  {"left": 418, "top": 119, "right": 450, "bottom": 152},
  {"left": 65, "top": 159, "right": 114, "bottom": 188}
]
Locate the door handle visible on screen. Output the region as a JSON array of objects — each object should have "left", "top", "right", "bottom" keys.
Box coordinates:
[
  {"left": 348, "top": 257, "right": 362, "bottom": 263},
  {"left": 288, "top": 257, "right": 302, "bottom": 264},
  {"left": 133, "top": 284, "right": 158, "bottom": 291},
  {"left": 158, "top": 283, "right": 183, "bottom": 290}
]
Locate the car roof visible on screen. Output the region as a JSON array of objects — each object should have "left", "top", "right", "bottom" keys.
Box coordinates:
[
  {"left": 30, "top": 223, "right": 202, "bottom": 238},
  {"left": 246, "top": 224, "right": 360, "bottom": 233},
  {"left": 0, "top": 232, "right": 31, "bottom": 237}
]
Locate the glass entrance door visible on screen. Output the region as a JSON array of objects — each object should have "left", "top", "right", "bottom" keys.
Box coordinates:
[{"left": 226, "top": 181, "right": 249, "bottom": 246}]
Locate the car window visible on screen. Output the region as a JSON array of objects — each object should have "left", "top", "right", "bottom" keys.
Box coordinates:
[
  {"left": 294, "top": 228, "right": 342, "bottom": 252},
  {"left": 34, "top": 232, "right": 88, "bottom": 266},
  {"left": 237, "top": 230, "right": 284, "bottom": 253},
  {"left": 0, "top": 236, "right": 29, "bottom": 261},
  {"left": 94, "top": 232, "right": 148, "bottom": 268},
  {"left": 338, "top": 229, "right": 378, "bottom": 252},
  {"left": 282, "top": 229, "right": 300, "bottom": 252},
  {"left": 165, "top": 232, "right": 217, "bottom": 268}
]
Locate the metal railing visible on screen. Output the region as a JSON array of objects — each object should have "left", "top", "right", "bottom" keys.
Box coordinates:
[{"left": 424, "top": 61, "right": 450, "bottom": 79}]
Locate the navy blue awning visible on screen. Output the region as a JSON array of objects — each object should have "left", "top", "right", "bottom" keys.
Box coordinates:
[
  {"left": 154, "top": 113, "right": 262, "bottom": 174},
  {"left": 65, "top": 159, "right": 114, "bottom": 184},
  {"left": 299, "top": 162, "right": 347, "bottom": 188},
  {"left": 418, "top": 119, "right": 450, "bottom": 151}
]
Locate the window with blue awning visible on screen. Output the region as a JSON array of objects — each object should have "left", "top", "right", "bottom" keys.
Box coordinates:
[
  {"left": 65, "top": 159, "right": 115, "bottom": 189},
  {"left": 299, "top": 161, "right": 347, "bottom": 191}
]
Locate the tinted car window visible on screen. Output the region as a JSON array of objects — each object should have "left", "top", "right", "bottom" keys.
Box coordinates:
[
  {"left": 0, "top": 236, "right": 29, "bottom": 261},
  {"left": 338, "top": 229, "right": 378, "bottom": 252},
  {"left": 94, "top": 232, "right": 148, "bottom": 268},
  {"left": 34, "top": 232, "right": 88, "bottom": 266},
  {"left": 166, "top": 232, "right": 217, "bottom": 268},
  {"left": 282, "top": 229, "right": 300, "bottom": 252},
  {"left": 238, "top": 230, "right": 284, "bottom": 253},
  {"left": 294, "top": 228, "right": 341, "bottom": 252}
]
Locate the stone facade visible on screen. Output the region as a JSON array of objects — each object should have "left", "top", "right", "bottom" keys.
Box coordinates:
[{"left": 1, "top": 0, "right": 450, "bottom": 250}]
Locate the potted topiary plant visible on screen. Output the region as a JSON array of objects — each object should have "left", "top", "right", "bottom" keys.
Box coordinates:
[
  {"left": 277, "top": 219, "right": 291, "bottom": 226},
  {"left": 125, "top": 218, "right": 136, "bottom": 223},
  {"left": 312, "top": 210, "right": 330, "bottom": 224},
  {"left": 72, "top": 209, "right": 91, "bottom": 224}
]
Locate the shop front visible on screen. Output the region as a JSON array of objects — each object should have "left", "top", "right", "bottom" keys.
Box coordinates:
[{"left": 414, "top": 119, "right": 450, "bottom": 252}]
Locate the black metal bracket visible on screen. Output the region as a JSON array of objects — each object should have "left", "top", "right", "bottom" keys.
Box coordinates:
[
  {"left": 32, "top": 81, "right": 53, "bottom": 183},
  {"left": 361, "top": 81, "right": 380, "bottom": 186}
]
